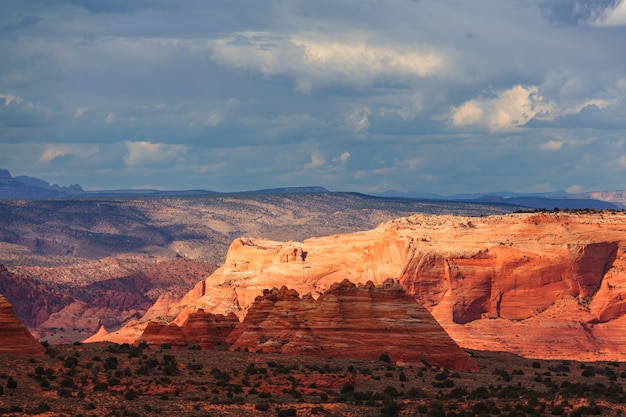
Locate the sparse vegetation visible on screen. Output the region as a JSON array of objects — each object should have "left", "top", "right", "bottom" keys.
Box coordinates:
[{"left": 0, "top": 343, "right": 624, "bottom": 416}]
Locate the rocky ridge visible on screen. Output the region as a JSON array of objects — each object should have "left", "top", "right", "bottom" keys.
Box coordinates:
[
  {"left": 228, "top": 279, "right": 478, "bottom": 371},
  {"left": 0, "top": 294, "right": 44, "bottom": 356},
  {"left": 93, "top": 211, "right": 626, "bottom": 361}
]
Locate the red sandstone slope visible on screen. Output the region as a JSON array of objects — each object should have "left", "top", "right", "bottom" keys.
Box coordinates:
[
  {"left": 0, "top": 294, "right": 45, "bottom": 356},
  {"left": 94, "top": 212, "right": 626, "bottom": 361},
  {"left": 229, "top": 279, "right": 478, "bottom": 371},
  {"left": 135, "top": 310, "right": 239, "bottom": 349}
]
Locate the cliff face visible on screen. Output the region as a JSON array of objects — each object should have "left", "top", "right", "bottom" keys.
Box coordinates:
[
  {"left": 135, "top": 311, "right": 239, "bottom": 349},
  {"left": 0, "top": 294, "right": 45, "bottom": 356},
  {"left": 228, "top": 279, "right": 478, "bottom": 371},
  {"left": 97, "top": 212, "right": 626, "bottom": 361}
]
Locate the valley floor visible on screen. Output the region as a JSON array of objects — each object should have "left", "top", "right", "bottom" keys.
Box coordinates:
[{"left": 1, "top": 344, "right": 625, "bottom": 416}]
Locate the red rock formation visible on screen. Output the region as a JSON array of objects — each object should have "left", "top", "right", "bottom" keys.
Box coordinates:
[
  {"left": 97, "top": 212, "right": 626, "bottom": 361},
  {"left": 181, "top": 310, "right": 239, "bottom": 349},
  {"left": 135, "top": 310, "right": 239, "bottom": 349},
  {"left": 0, "top": 294, "right": 45, "bottom": 356},
  {"left": 228, "top": 279, "right": 478, "bottom": 371}
]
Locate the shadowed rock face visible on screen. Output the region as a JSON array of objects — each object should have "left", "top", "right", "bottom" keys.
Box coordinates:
[
  {"left": 0, "top": 294, "right": 45, "bottom": 356},
  {"left": 96, "top": 212, "right": 626, "bottom": 361},
  {"left": 228, "top": 279, "right": 478, "bottom": 371},
  {"left": 135, "top": 311, "right": 239, "bottom": 349}
]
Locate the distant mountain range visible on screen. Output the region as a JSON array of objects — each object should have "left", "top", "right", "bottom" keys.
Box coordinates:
[
  {"left": 0, "top": 168, "right": 623, "bottom": 210},
  {"left": 375, "top": 189, "right": 625, "bottom": 210}
]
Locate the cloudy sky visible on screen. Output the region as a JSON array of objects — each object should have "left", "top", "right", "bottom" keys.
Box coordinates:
[{"left": 1, "top": 0, "right": 626, "bottom": 194}]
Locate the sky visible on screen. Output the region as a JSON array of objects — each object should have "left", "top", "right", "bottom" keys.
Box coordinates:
[{"left": 1, "top": 0, "right": 626, "bottom": 195}]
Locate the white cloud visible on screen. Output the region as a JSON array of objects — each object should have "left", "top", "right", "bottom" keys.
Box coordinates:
[
  {"left": 566, "top": 184, "right": 583, "bottom": 194},
  {"left": 339, "top": 151, "right": 350, "bottom": 164},
  {"left": 450, "top": 85, "right": 555, "bottom": 132},
  {"left": 587, "top": 0, "right": 626, "bottom": 27},
  {"left": 539, "top": 140, "right": 564, "bottom": 151},
  {"left": 620, "top": 155, "right": 626, "bottom": 168},
  {"left": 209, "top": 31, "right": 448, "bottom": 94},
  {"left": 0, "top": 93, "right": 24, "bottom": 106},
  {"left": 39, "top": 144, "right": 100, "bottom": 163},
  {"left": 105, "top": 112, "right": 115, "bottom": 124},
  {"left": 304, "top": 151, "right": 326, "bottom": 169},
  {"left": 124, "top": 141, "right": 189, "bottom": 167},
  {"left": 345, "top": 106, "right": 371, "bottom": 134},
  {"left": 74, "top": 107, "right": 87, "bottom": 119}
]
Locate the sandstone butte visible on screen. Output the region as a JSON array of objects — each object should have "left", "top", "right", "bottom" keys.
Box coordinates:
[
  {"left": 0, "top": 294, "right": 45, "bottom": 356},
  {"left": 228, "top": 279, "right": 478, "bottom": 371},
  {"left": 89, "top": 212, "right": 626, "bottom": 361},
  {"left": 135, "top": 310, "right": 238, "bottom": 349}
]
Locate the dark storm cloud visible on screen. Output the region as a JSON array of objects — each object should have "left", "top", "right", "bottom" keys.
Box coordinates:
[{"left": 1, "top": 0, "right": 626, "bottom": 193}]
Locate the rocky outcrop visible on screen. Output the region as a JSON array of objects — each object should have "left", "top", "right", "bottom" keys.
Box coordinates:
[
  {"left": 136, "top": 310, "right": 239, "bottom": 349},
  {"left": 96, "top": 212, "right": 626, "bottom": 361},
  {"left": 229, "top": 279, "right": 478, "bottom": 371},
  {"left": 0, "top": 294, "right": 45, "bottom": 356}
]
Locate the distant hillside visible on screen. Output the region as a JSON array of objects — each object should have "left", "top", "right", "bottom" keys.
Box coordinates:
[
  {"left": 377, "top": 189, "right": 622, "bottom": 210},
  {"left": 0, "top": 169, "right": 84, "bottom": 199}
]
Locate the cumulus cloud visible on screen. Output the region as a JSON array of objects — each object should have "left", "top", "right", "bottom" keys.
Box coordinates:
[
  {"left": 209, "top": 31, "right": 448, "bottom": 93},
  {"left": 620, "top": 155, "right": 626, "bottom": 168},
  {"left": 105, "top": 112, "right": 115, "bottom": 124},
  {"left": 539, "top": 140, "right": 565, "bottom": 151},
  {"left": 566, "top": 184, "right": 583, "bottom": 193},
  {"left": 40, "top": 144, "right": 100, "bottom": 163},
  {"left": 450, "top": 85, "right": 555, "bottom": 132},
  {"left": 344, "top": 106, "right": 371, "bottom": 134},
  {"left": 587, "top": 0, "right": 626, "bottom": 26},
  {"left": 0, "top": 92, "right": 53, "bottom": 127},
  {"left": 339, "top": 151, "right": 350, "bottom": 164},
  {"left": 74, "top": 107, "right": 87, "bottom": 119},
  {"left": 304, "top": 151, "right": 326, "bottom": 169},
  {"left": 124, "top": 141, "right": 189, "bottom": 167}
]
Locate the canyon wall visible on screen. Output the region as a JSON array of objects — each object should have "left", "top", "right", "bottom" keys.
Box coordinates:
[{"left": 94, "top": 212, "right": 626, "bottom": 361}]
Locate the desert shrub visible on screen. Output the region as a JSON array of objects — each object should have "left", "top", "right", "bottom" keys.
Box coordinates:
[
  {"left": 160, "top": 343, "right": 172, "bottom": 349},
  {"left": 340, "top": 383, "right": 355, "bottom": 394},
  {"left": 93, "top": 382, "right": 108, "bottom": 391},
  {"left": 434, "top": 370, "right": 449, "bottom": 381},
  {"left": 186, "top": 362, "right": 203, "bottom": 371},
  {"left": 103, "top": 357, "right": 118, "bottom": 370},
  {"left": 379, "top": 353, "right": 391, "bottom": 363},
  {"left": 258, "top": 391, "right": 273, "bottom": 399},
  {"left": 277, "top": 408, "right": 297, "bottom": 417},
  {"left": 399, "top": 371, "right": 407, "bottom": 381},
  {"left": 255, "top": 403, "right": 270, "bottom": 412},
  {"left": 124, "top": 389, "right": 138, "bottom": 400},
  {"left": 6, "top": 377, "right": 17, "bottom": 389},
  {"left": 582, "top": 367, "right": 596, "bottom": 377},
  {"left": 532, "top": 361, "right": 541, "bottom": 368},
  {"left": 36, "top": 402, "right": 51, "bottom": 413},
  {"left": 381, "top": 396, "right": 400, "bottom": 417},
  {"left": 551, "top": 405, "right": 565, "bottom": 415}
]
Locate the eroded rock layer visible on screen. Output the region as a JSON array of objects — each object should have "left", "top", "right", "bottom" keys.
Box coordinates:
[
  {"left": 228, "top": 279, "right": 478, "bottom": 371},
  {"left": 96, "top": 212, "right": 626, "bottom": 361},
  {"left": 136, "top": 310, "right": 239, "bottom": 349},
  {"left": 0, "top": 294, "right": 44, "bottom": 356}
]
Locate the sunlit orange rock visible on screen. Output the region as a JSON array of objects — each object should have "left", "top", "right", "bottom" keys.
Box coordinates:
[
  {"left": 228, "top": 279, "right": 478, "bottom": 371},
  {"left": 96, "top": 212, "right": 626, "bottom": 361},
  {"left": 0, "top": 294, "right": 45, "bottom": 356}
]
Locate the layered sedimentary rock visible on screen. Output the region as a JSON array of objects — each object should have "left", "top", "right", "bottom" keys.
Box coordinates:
[
  {"left": 229, "top": 279, "right": 478, "bottom": 371},
  {"left": 0, "top": 294, "right": 45, "bottom": 356},
  {"left": 136, "top": 310, "right": 239, "bottom": 349},
  {"left": 97, "top": 212, "right": 626, "bottom": 361}
]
